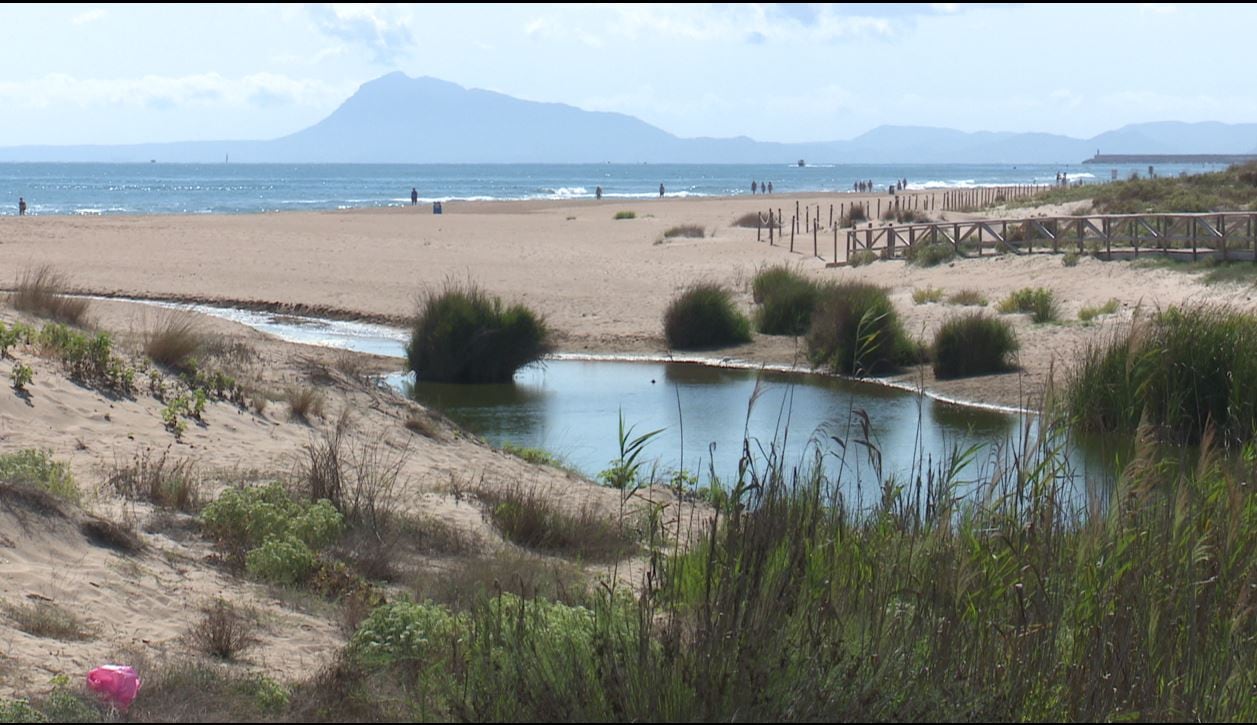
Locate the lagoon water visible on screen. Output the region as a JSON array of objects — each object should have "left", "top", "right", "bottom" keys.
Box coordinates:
[
  {"left": 0, "top": 161, "right": 1225, "bottom": 216},
  {"left": 134, "top": 301, "right": 1110, "bottom": 506}
]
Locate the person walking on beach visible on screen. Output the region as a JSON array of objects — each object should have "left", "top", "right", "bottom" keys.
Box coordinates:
[
  {"left": 659, "top": 183, "right": 665, "bottom": 198},
  {"left": 595, "top": 185, "right": 603, "bottom": 200},
  {"left": 752, "top": 180, "right": 758, "bottom": 195},
  {"left": 18, "top": 197, "right": 26, "bottom": 216},
  {"left": 767, "top": 181, "right": 773, "bottom": 194},
  {"left": 411, "top": 188, "right": 418, "bottom": 206}
]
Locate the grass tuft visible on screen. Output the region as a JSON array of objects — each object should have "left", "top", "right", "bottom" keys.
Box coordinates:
[
  {"left": 997, "top": 287, "right": 1059, "bottom": 323},
  {"left": 663, "top": 283, "right": 751, "bottom": 350},
  {"left": 931, "top": 313, "right": 1019, "bottom": 379},
  {"left": 406, "top": 280, "right": 552, "bottom": 384},
  {"left": 10, "top": 266, "right": 90, "bottom": 325},
  {"left": 806, "top": 281, "right": 920, "bottom": 376}
]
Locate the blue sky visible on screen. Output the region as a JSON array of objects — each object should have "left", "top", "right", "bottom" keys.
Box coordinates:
[{"left": 0, "top": 3, "right": 1250, "bottom": 146}]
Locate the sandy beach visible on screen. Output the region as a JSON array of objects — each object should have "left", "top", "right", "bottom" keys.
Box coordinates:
[{"left": 2, "top": 191, "right": 1253, "bottom": 407}]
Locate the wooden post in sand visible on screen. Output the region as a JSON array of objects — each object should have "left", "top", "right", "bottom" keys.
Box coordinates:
[
  {"left": 877, "top": 199, "right": 881, "bottom": 219},
  {"left": 829, "top": 204, "right": 833, "bottom": 227},
  {"left": 790, "top": 216, "right": 795, "bottom": 252},
  {"left": 795, "top": 201, "right": 800, "bottom": 233},
  {"left": 757, "top": 213, "right": 762, "bottom": 242},
  {"left": 806, "top": 206, "right": 810, "bottom": 230},
  {"left": 813, "top": 218, "right": 818, "bottom": 257},
  {"left": 839, "top": 202, "right": 845, "bottom": 226},
  {"left": 833, "top": 223, "right": 838, "bottom": 262}
]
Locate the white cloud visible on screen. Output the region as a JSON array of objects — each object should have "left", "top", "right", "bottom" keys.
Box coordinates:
[
  {"left": 305, "top": 3, "right": 415, "bottom": 64},
  {"left": 0, "top": 73, "right": 350, "bottom": 112},
  {"left": 1139, "top": 4, "right": 1178, "bottom": 15},
  {"left": 70, "top": 8, "right": 106, "bottom": 25}
]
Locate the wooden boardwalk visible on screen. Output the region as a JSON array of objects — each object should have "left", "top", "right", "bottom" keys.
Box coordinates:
[{"left": 752, "top": 210, "right": 1257, "bottom": 265}]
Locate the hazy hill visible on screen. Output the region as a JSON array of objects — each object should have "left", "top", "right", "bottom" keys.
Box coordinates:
[{"left": 0, "top": 73, "right": 1254, "bottom": 164}]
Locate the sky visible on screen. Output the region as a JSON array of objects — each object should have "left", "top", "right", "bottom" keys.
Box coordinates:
[{"left": 0, "top": 3, "right": 1253, "bottom": 146}]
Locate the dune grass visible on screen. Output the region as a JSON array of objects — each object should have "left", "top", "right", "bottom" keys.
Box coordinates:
[
  {"left": 806, "top": 281, "right": 920, "bottom": 376},
  {"left": 1067, "top": 304, "right": 1257, "bottom": 446},
  {"left": 9, "top": 266, "right": 90, "bottom": 325},
  {"left": 997, "top": 287, "right": 1059, "bottom": 323},
  {"left": 932, "top": 312, "right": 1019, "bottom": 379},
  {"left": 663, "top": 283, "right": 751, "bottom": 350},
  {"left": 3, "top": 601, "right": 94, "bottom": 641},
  {"left": 613, "top": 211, "right": 636, "bottom": 220},
  {"left": 947, "top": 288, "right": 988, "bottom": 306},
  {"left": 733, "top": 211, "right": 780, "bottom": 228},
  {"left": 145, "top": 311, "right": 206, "bottom": 371},
  {"left": 912, "top": 287, "right": 943, "bottom": 304},
  {"left": 662, "top": 224, "right": 704, "bottom": 238},
  {"left": 905, "top": 241, "right": 957, "bottom": 267},
  {"left": 750, "top": 265, "right": 818, "bottom": 336},
  {"left": 406, "top": 280, "right": 552, "bottom": 384},
  {"left": 476, "top": 482, "right": 638, "bottom": 563},
  {"left": 848, "top": 249, "right": 879, "bottom": 267},
  {"left": 1078, "top": 298, "right": 1120, "bottom": 322}
]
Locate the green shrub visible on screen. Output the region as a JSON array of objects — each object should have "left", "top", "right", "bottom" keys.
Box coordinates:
[
  {"left": 932, "top": 313, "right": 1019, "bottom": 379},
  {"left": 350, "top": 599, "right": 468, "bottom": 669},
  {"left": 407, "top": 281, "right": 552, "bottom": 383},
  {"left": 906, "top": 242, "right": 957, "bottom": 267},
  {"left": 613, "top": 211, "right": 636, "bottom": 220},
  {"left": 11, "top": 362, "right": 33, "bottom": 392},
  {"left": 1068, "top": 304, "right": 1257, "bottom": 445},
  {"left": 1062, "top": 251, "right": 1080, "bottom": 267},
  {"left": 36, "top": 323, "right": 134, "bottom": 392},
  {"left": 806, "top": 281, "right": 918, "bottom": 376},
  {"left": 201, "top": 482, "right": 343, "bottom": 573},
  {"left": 246, "top": 536, "right": 319, "bottom": 585},
  {"left": 848, "top": 250, "right": 879, "bottom": 267},
  {"left": 912, "top": 287, "right": 943, "bottom": 305},
  {"left": 751, "top": 266, "right": 818, "bottom": 336},
  {"left": 0, "top": 449, "right": 78, "bottom": 503},
  {"left": 947, "top": 289, "right": 988, "bottom": 307},
  {"left": 997, "top": 287, "right": 1059, "bottom": 323},
  {"left": 663, "top": 284, "right": 751, "bottom": 350},
  {"left": 840, "top": 203, "right": 867, "bottom": 226}
]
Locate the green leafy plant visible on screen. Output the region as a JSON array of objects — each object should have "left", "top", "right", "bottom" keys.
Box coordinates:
[{"left": 11, "top": 362, "right": 33, "bottom": 392}]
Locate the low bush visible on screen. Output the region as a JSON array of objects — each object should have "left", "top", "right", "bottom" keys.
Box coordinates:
[
  {"left": 201, "top": 482, "right": 343, "bottom": 582},
  {"left": 36, "top": 323, "right": 135, "bottom": 392},
  {"left": 997, "top": 287, "right": 1059, "bottom": 323},
  {"left": 407, "top": 281, "right": 552, "bottom": 383},
  {"left": 840, "top": 203, "right": 868, "bottom": 226},
  {"left": 931, "top": 313, "right": 1019, "bottom": 379},
  {"left": 188, "top": 599, "right": 258, "bottom": 660},
  {"left": 3, "top": 601, "right": 94, "bottom": 641},
  {"left": 285, "top": 386, "right": 324, "bottom": 422},
  {"left": 0, "top": 449, "right": 78, "bottom": 504},
  {"left": 751, "top": 266, "right": 818, "bottom": 336},
  {"left": 848, "top": 249, "right": 879, "bottom": 267},
  {"left": 663, "top": 283, "right": 751, "bottom": 349},
  {"left": 905, "top": 242, "right": 957, "bottom": 267},
  {"left": 613, "top": 211, "right": 636, "bottom": 220},
  {"left": 806, "top": 281, "right": 919, "bottom": 375}
]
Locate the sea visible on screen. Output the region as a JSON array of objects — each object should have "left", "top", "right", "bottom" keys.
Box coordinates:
[{"left": 0, "top": 161, "right": 1228, "bottom": 217}]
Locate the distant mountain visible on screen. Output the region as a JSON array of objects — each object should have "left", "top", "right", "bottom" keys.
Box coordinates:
[{"left": 1, "top": 73, "right": 1255, "bottom": 164}]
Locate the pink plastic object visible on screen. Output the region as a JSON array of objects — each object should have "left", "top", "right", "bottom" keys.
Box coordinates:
[{"left": 86, "top": 665, "right": 142, "bottom": 710}]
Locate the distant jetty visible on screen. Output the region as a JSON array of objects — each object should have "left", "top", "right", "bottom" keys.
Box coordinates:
[{"left": 1084, "top": 153, "right": 1257, "bottom": 164}]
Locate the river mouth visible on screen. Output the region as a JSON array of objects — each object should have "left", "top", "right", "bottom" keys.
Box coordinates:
[{"left": 113, "top": 298, "right": 1113, "bottom": 503}]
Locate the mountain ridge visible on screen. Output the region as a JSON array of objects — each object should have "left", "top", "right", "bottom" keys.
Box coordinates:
[{"left": 1, "top": 74, "right": 1255, "bottom": 164}]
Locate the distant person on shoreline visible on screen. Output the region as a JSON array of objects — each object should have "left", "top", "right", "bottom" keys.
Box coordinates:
[
  {"left": 595, "top": 185, "right": 603, "bottom": 200},
  {"left": 411, "top": 188, "right": 418, "bottom": 206},
  {"left": 659, "top": 183, "right": 665, "bottom": 198},
  {"left": 18, "top": 197, "right": 26, "bottom": 216},
  {"left": 767, "top": 181, "right": 773, "bottom": 194},
  {"left": 752, "top": 180, "right": 758, "bottom": 195}
]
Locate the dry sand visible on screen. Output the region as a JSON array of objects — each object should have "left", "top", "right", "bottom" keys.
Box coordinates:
[{"left": 1, "top": 191, "right": 1255, "bottom": 699}]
